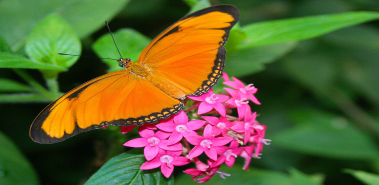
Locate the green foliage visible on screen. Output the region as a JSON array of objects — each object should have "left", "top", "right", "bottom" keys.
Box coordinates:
[
  {"left": 85, "top": 151, "right": 173, "bottom": 185},
  {"left": 274, "top": 109, "right": 379, "bottom": 159},
  {"left": 0, "top": 0, "right": 130, "bottom": 51},
  {"left": 345, "top": 169, "right": 379, "bottom": 184},
  {"left": 0, "top": 131, "right": 39, "bottom": 185},
  {"left": 0, "top": 78, "right": 33, "bottom": 92},
  {"left": 25, "top": 14, "right": 81, "bottom": 68},
  {"left": 92, "top": 29, "right": 150, "bottom": 72},
  {"left": 225, "top": 42, "right": 297, "bottom": 77},
  {"left": 239, "top": 11, "right": 379, "bottom": 48},
  {"left": 0, "top": 53, "right": 66, "bottom": 70},
  {"left": 1, "top": 0, "right": 379, "bottom": 184},
  {"left": 288, "top": 168, "right": 323, "bottom": 185},
  {"left": 0, "top": 35, "right": 12, "bottom": 53},
  {"left": 25, "top": 14, "right": 81, "bottom": 79},
  {"left": 176, "top": 164, "right": 323, "bottom": 185}
]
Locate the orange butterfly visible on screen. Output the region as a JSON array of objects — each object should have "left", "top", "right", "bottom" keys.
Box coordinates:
[{"left": 30, "top": 5, "right": 240, "bottom": 144}]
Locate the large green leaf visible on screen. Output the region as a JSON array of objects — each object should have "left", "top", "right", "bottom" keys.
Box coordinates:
[
  {"left": 225, "top": 42, "right": 297, "bottom": 77},
  {"left": 0, "top": 53, "right": 65, "bottom": 70},
  {"left": 344, "top": 169, "right": 379, "bottom": 184},
  {"left": 25, "top": 14, "right": 81, "bottom": 68},
  {"left": 239, "top": 11, "right": 379, "bottom": 49},
  {"left": 92, "top": 28, "right": 150, "bottom": 72},
  {"left": 0, "top": 131, "right": 39, "bottom": 185},
  {"left": 85, "top": 152, "right": 173, "bottom": 185},
  {"left": 0, "top": 78, "right": 33, "bottom": 92},
  {"left": 273, "top": 109, "right": 379, "bottom": 159},
  {"left": 0, "top": 0, "right": 130, "bottom": 51},
  {"left": 176, "top": 165, "right": 291, "bottom": 185}
]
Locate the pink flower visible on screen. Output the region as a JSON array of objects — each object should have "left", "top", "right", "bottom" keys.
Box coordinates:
[
  {"left": 201, "top": 116, "right": 232, "bottom": 137},
  {"left": 225, "top": 88, "right": 250, "bottom": 120},
  {"left": 231, "top": 108, "right": 258, "bottom": 145},
  {"left": 123, "top": 129, "right": 182, "bottom": 160},
  {"left": 186, "top": 125, "right": 232, "bottom": 160},
  {"left": 184, "top": 159, "right": 229, "bottom": 183},
  {"left": 187, "top": 89, "right": 229, "bottom": 116},
  {"left": 224, "top": 76, "right": 260, "bottom": 105},
  {"left": 120, "top": 125, "right": 136, "bottom": 134},
  {"left": 248, "top": 126, "right": 271, "bottom": 158},
  {"left": 157, "top": 111, "right": 205, "bottom": 145},
  {"left": 140, "top": 150, "right": 190, "bottom": 178},
  {"left": 239, "top": 146, "right": 254, "bottom": 170},
  {"left": 121, "top": 123, "right": 156, "bottom": 134},
  {"left": 222, "top": 72, "right": 230, "bottom": 82},
  {"left": 138, "top": 123, "right": 157, "bottom": 131},
  {"left": 214, "top": 141, "right": 243, "bottom": 167}
]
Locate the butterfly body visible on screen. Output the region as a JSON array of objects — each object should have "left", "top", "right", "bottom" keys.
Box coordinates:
[
  {"left": 120, "top": 58, "right": 187, "bottom": 99},
  {"left": 30, "top": 5, "right": 240, "bottom": 143}
]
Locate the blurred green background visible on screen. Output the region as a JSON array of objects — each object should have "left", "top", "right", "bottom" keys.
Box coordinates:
[{"left": 1, "top": 0, "right": 379, "bottom": 184}]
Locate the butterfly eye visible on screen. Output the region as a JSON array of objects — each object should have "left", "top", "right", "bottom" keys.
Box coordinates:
[{"left": 118, "top": 58, "right": 131, "bottom": 68}]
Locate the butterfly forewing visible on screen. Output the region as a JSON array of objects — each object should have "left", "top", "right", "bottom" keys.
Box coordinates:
[{"left": 138, "top": 5, "right": 239, "bottom": 96}]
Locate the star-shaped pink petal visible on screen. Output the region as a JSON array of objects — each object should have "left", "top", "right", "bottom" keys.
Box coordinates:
[
  {"left": 140, "top": 150, "right": 190, "bottom": 178},
  {"left": 188, "top": 89, "right": 229, "bottom": 116},
  {"left": 186, "top": 125, "right": 232, "bottom": 160},
  {"left": 157, "top": 111, "right": 205, "bottom": 145},
  {"left": 124, "top": 129, "right": 182, "bottom": 160}
]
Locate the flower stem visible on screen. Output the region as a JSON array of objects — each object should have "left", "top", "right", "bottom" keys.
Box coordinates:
[{"left": 183, "top": 139, "right": 192, "bottom": 153}]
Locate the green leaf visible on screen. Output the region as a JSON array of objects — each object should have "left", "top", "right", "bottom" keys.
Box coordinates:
[
  {"left": 225, "top": 42, "right": 297, "bottom": 77},
  {"left": 0, "top": 53, "right": 66, "bottom": 70},
  {"left": 273, "top": 109, "right": 379, "bottom": 159},
  {"left": 182, "top": 0, "right": 199, "bottom": 7},
  {"left": 239, "top": 11, "right": 379, "bottom": 48},
  {"left": 187, "top": 0, "right": 211, "bottom": 13},
  {"left": 25, "top": 14, "right": 81, "bottom": 68},
  {"left": 0, "top": 0, "right": 130, "bottom": 51},
  {"left": 0, "top": 78, "right": 32, "bottom": 92},
  {"left": 282, "top": 50, "right": 336, "bottom": 94},
  {"left": 92, "top": 29, "right": 150, "bottom": 72},
  {"left": 344, "top": 169, "right": 379, "bottom": 184},
  {"left": 0, "top": 131, "right": 39, "bottom": 185},
  {"left": 0, "top": 34, "right": 12, "bottom": 53},
  {"left": 85, "top": 152, "right": 173, "bottom": 185},
  {"left": 176, "top": 165, "right": 291, "bottom": 185},
  {"left": 225, "top": 24, "right": 247, "bottom": 54},
  {"left": 289, "top": 168, "right": 323, "bottom": 185},
  {"left": 0, "top": 93, "right": 56, "bottom": 103}
]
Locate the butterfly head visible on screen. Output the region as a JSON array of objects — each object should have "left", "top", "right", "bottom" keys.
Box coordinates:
[{"left": 118, "top": 58, "right": 131, "bottom": 68}]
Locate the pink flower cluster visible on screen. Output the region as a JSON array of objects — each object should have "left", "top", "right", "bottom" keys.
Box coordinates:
[{"left": 122, "top": 73, "right": 270, "bottom": 182}]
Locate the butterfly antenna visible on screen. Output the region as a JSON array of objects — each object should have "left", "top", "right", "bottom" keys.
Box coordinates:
[
  {"left": 58, "top": 53, "right": 118, "bottom": 61},
  {"left": 105, "top": 21, "right": 123, "bottom": 59}
]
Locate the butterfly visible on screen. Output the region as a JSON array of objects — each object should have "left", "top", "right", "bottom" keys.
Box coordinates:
[{"left": 30, "top": 5, "right": 240, "bottom": 144}]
